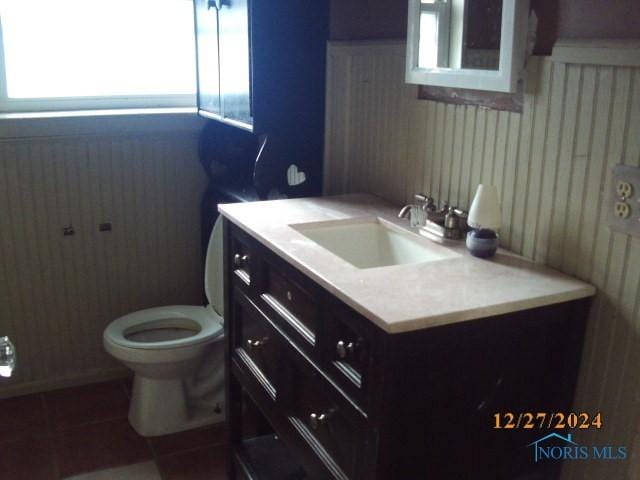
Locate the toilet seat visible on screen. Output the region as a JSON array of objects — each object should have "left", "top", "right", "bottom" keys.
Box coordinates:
[{"left": 105, "top": 305, "right": 223, "bottom": 351}]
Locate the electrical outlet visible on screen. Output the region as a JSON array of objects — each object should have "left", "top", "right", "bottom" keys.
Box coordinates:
[
  {"left": 616, "top": 180, "right": 633, "bottom": 199},
  {"left": 609, "top": 165, "right": 640, "bottom": 237},
  {"left": 614, "top": 201, "right": 631, "bottom": 219}
]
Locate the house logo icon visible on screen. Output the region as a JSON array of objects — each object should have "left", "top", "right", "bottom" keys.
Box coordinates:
[{"left": 527, "top": 433, "right": 578, "bottom": 463}]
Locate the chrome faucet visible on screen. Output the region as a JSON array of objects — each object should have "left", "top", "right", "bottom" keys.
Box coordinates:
[
  {"left": 398, "top": 193, "right": 437, "bottom": 217},
  {"left": 415, "top": 193, "right": 436, "bottom": 213},
  {"left": 397, "top": 204, "right": 414, "bottom": 220},
  {"left": 400, "top": 193, "right": 469, "bottom": 240},
  {"left": 422, "top": 203, "right": 469, "bottom": 240},
  {"left": 398, "top": 194, "right": 436, "bottom": 227},
  {"left": 397, "top": 203, "right": 424, "bottom": 228}
]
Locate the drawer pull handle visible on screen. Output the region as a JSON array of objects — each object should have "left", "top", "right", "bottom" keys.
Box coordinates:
[
  {"left": 246, "top": 337, "right": 268, "bottom": 350},
  {"left": 309, "top": 412, "right": 331, "bottom": 430},
  {"left": 233, "top": 253, "right": 250, "bottom": 269},
  {"left": 286, "top": 290, "right": 293, "bottom": 301},
  {"left": 336, "top": 340, "right": 356, "bottom": 359}
]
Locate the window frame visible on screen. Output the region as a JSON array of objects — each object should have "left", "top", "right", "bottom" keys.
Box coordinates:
[
  {"left": 406, "top": 0, "right": 530, "bottom": 93},
  {"left": 0, "top": 3, "right": 196, "bottom": 114}
]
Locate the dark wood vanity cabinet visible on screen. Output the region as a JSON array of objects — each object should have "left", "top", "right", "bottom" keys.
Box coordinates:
[{"left": 223, "top": 219, "right": 589, "bottom": 480}]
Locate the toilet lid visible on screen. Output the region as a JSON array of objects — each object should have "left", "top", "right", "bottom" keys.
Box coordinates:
[
  {"left": 204, "top": 216, "right": 224, "bottom": 316},
  {"left": 105, "top": 305, "right": 222, "bottom": 350}
]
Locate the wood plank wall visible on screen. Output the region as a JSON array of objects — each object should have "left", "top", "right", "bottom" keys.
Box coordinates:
[
  {"left": 324, "top": 41, "right": 640, "bottom": 479},
  {"left": 0, "top": 131, "right": 207, "bottom": 397}
]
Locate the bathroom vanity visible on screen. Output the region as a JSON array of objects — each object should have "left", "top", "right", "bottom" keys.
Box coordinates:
[{"left": 219, "top": 195, "right": 595, "bottom": 480}]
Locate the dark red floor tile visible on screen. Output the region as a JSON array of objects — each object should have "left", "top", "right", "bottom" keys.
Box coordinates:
[
  {"left": 0, "top": 435, "right": 56, "bottom": 480},
  {"left": 53, "top": 418, "right": 153, "bottom": 478},
  {"left": 44, "top": 381, "right": 129, "bottom": 430},
  {"left": 0, "top": 393, "right": 48, "bottom": 444},
  {"left": 149, "top": 423, "right": 227, "bottom": 457},
  {"left": 157, "top": 445, "right": 227, "bottom": 480}
]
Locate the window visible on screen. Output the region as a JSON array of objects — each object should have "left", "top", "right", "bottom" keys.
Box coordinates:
[{"left": 0, "top": 0, "right": 196, "bottom": 113}]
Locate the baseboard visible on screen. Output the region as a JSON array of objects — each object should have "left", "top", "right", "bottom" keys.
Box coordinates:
[{"left": 0, "top": 367, "right": 131, "bottom": 399}]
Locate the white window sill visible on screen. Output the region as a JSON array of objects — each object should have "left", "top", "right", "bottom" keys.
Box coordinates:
[{"left": 0, "top": 107, "right": 206, "bottom": 139}]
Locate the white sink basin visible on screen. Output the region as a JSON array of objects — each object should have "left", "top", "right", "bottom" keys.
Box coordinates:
[{"left": 291, "top": 217, "right": 459, "bottom": 269}]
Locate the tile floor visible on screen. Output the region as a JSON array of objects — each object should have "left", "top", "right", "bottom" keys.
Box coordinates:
[{"left": 0, "top": 379, "right": 227, "bottom": 480}]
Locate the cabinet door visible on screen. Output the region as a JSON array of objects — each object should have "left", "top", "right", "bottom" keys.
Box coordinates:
[
  {"left": 218, "top": 0, "right": 253, "bottom": 129},
  {"left": 194, "top": 0, "right": 222, "bottom": 118}
]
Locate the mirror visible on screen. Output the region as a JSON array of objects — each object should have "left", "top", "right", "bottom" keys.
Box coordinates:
[
  {"left": 418, "top": 0, "right": 502, "bottom": 70},
  {"left": 406, "top": 0, "right": 530, "bottom": 92}
]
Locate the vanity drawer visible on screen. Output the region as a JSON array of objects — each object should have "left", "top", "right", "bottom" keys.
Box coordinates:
[
  {"left": 232, "top": 290, "right": 280, "bottom": 400},
  {"left": 282, "top": 352, "right": 365, "bottom": 480},
  {"left": 259, "top": 258, "right": 319, "bottom": 349}
]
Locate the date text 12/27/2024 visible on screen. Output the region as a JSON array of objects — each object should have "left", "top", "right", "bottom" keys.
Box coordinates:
[{"left": 493, "top": 412, "right": 603, "bottom": 430}]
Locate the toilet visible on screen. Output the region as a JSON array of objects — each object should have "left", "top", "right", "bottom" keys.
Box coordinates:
[{"left": 103, "top": 217, "right": 225, "bottom": 437}]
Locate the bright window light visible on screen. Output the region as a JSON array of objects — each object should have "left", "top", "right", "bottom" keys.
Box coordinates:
[
  {"left": 416, "top": 0, "right": 450, "bottom": 70},
  {"left": 418, "top": 12, "right": 439, "bottom": 68},
  {"left": 0, "top": 0, "right": 196, "bottom": 110}
]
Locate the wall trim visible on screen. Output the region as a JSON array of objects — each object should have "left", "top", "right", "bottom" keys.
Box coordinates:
[
  {"left": 328, "top": 39, "right": 405, "bottom": 57},
  {"left": 0, "top": 109, "right": 206, "bottom": 140},
  {"left": 0, "top": 367, "right": 130, "bottom": 399},
  {"left": 552, "top": 39, "right": 640, "bottom": 67}
]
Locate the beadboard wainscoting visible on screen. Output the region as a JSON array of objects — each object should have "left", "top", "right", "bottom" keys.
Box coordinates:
[
  {"left": 0, "top": 121, "right": 207, "bottom": 397},
  {"left": 324, "top": 41, "right": 640, "bottom": 479}
]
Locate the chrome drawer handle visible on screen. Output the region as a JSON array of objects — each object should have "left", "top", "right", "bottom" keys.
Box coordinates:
[
  {"left": 246, "top": 337, "right": 268, "bottom": 350},
  {"left": 309, "top": 411, "right": 332, "bottom": 430},
  {"left": 336, "top": 340, "right": 356, "bottom": 359},
  {"left": 233, "top": 253, "right": 249, "bottom": 269}
]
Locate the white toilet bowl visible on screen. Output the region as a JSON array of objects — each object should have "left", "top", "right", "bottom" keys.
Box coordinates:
[{"left": 103, "top": 217, "right": 226, "bottom": 437}]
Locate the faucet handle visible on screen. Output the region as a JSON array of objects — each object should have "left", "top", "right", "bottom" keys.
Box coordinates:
[
  {"left": 434, "top": 200, "right": 450, "bottom": 214},
  {"left": 415, "top": 193, "right": 436, "bottom": 211},
  {"left": 453, "top": 207, "right": 468, "bottom": 217}
]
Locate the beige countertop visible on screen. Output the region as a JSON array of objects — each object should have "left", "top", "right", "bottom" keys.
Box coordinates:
[{"left": 218, "top": 194, "right": 596, "bottom": 334}]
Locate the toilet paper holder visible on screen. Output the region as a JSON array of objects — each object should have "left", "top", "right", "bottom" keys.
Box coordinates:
[{"left": 0, "top": 336, "right": 16, "bottom": 378}]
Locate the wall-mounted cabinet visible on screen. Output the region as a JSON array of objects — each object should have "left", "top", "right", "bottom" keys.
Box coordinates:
[
  {"left": 193, "top": 0, "right": 328, "bottom": 197},
  {"left": 194, "top": 0, "right": 222, "bottom": 119},
  {"left": 194, "top": 0, "right": 328, "bottom": 133},
  {"left": 194, "top": 0, "right": 252, "bottom": 129}
]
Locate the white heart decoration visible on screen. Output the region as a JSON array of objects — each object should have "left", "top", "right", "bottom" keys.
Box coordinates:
[{"left": 287, "top": 164, "right": 307, "bottom": 186}]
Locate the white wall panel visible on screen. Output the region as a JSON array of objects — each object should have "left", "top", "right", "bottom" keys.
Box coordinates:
[{"left": 0, "top": 131, "right": 206, "bottom": 397}]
